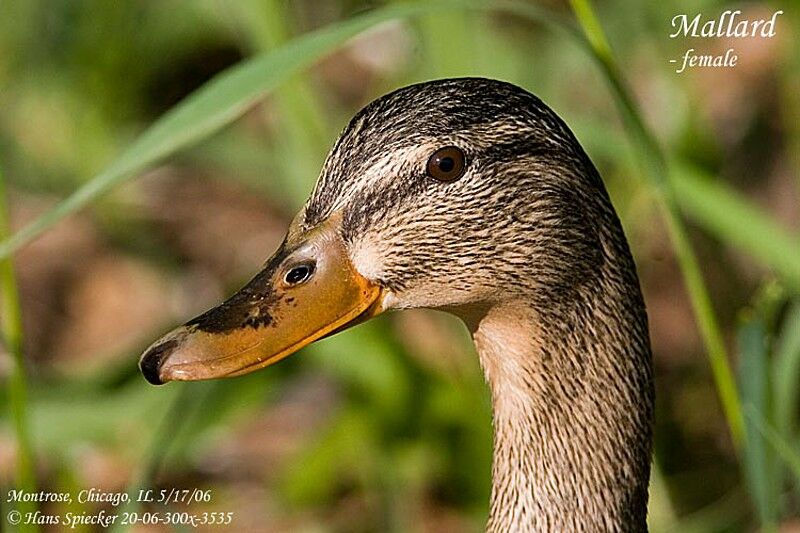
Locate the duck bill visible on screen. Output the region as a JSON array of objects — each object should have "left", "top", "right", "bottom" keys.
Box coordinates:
[{"left": 139, "top": 218, "right": 382, "bottom": 385}]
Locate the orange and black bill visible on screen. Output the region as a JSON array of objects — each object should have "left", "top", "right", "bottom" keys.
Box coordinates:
[{"left": 138, "top": 216, "right": 383, "bottom": 385}]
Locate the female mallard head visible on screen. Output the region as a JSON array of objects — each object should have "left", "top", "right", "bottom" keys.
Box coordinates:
[
  {"left": 141, "top": 78, "right": 653, "bottom": 531},
  {"left": 141, "top": 78, "right": 617, "bottom": 380}
]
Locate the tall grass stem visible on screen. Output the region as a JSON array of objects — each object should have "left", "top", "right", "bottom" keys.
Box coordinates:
[
  {"left": 0, "top": 167, "right": 40, "bottom": 532},
  {"left": 567, "top": 0, "right": 744, "bottom": 447}
]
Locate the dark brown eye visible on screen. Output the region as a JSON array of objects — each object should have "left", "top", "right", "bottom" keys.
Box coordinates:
[{"left": 426, "top": 146, "right": 466, "bottom": 182}]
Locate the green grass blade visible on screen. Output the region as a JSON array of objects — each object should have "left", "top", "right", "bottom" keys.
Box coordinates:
[
  {"left": 0, "top": 2, "right": 465, "bottom": 260},
  {"left": 746, "top": 405, "right": 800, "bottom": 489},
  {"left": 568, "top": 0, "right": 613, "bottom": 65},
  {"left": 774, "top": 302, "right": 800, "bottom": 449},
  {"left": 237, "top": 0, "right": 333, "bottom": 205},
  {"left": 737, "top": 319, "right": 779, "bottom": 528},
  {"left": 0, "top": 0, "right": 582, "bottom": 260},
  {"left": 108, "top": 382, "right": 197, "bottom": 533},
  {"left": 0, "top": 167, "right": 40, "bottom": 532},
  {"left": 672, "top": 164, "right": 800, "bottom": 291},
  {"left": 567, "top": 0, "right": 744, "bottom": 447}
]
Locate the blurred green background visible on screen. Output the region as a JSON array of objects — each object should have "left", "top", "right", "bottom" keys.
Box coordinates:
[{"left": 0, "top": 0, "right": 799, "bottom": 531}]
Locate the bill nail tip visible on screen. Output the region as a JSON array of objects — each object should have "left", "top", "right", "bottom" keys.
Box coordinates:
[{"left": 139, "top": 338, "right": 179, "bottom": 385}]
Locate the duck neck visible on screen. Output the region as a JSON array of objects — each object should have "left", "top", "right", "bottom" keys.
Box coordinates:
[{"left": 466, "top": 294, "right": 653, "bottom": 532}]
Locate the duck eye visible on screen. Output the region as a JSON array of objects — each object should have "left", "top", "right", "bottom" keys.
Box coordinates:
[
  {"left": 426, "top": 146, "right": 466, "bottom": 182},
  {"left": 283, "top": 263, "right": 315, "bottom": 286}
]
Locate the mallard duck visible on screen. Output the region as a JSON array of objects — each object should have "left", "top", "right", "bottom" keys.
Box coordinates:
[{"left": 140, "top": 78, "right": 654, "bottom": 532}]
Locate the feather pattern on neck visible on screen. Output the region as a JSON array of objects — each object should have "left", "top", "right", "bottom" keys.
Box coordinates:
[{"left": 467, "top": 266, "right": 652, "bottom": 532}]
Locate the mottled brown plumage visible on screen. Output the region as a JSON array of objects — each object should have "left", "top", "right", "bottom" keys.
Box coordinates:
[{"left": 141, "top": 77, "right": 654, "bottom": 531}]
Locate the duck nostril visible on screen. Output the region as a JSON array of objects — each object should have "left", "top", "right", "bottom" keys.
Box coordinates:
[
  {"left": 283, "top": 263, "right": 315, "bottom": 286},
  {"left": 139, "top": 339, "right": 179, "bottom": 385}
]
